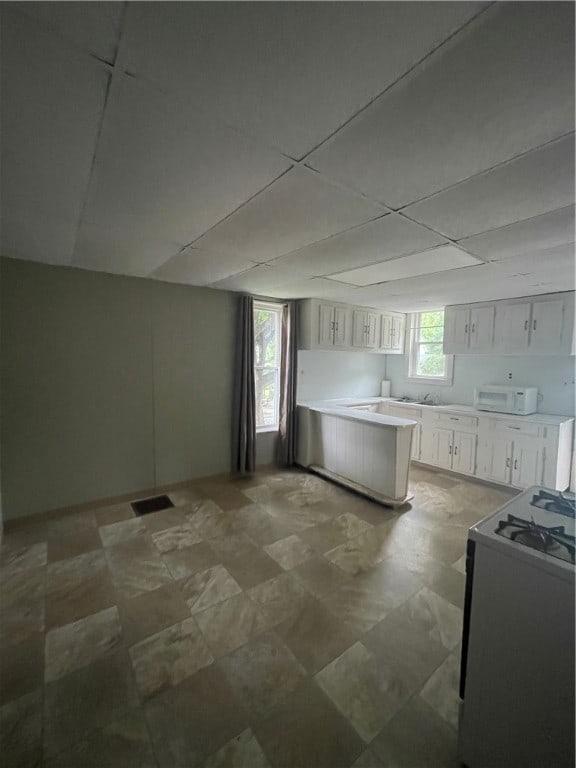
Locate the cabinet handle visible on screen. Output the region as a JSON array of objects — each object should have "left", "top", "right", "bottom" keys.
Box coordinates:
[
  {"left": 454, "top": 445, "right": 458, "bottom": 456},
  {"left": 533, "top": 319, "right": 537, "bottom": 331},
  {"left": 506, "top": 457, "right": 511, "bottom": 468},
  {"left": 449, "top": 445, "right": 453, "bottom": 455},
  {"left": 465, "top": 324, "right": 469, "bottom": 333},
  {"left": 524, "top": 320, "right": 528, "bottom": 330},
  {"left": 507, "top": 425, "right": 521, "bottom": 430},
  {"left": 330, "top": 321, "right": 335, "bottom": 331},
  {"left": 335, "top": 322, "right": 339, "bottom": 332},
  {"left": 471, "top": 323, "right": 475, "bottom": 333},
  {"left": 514, "top": 459, "right": 518, "bottom": 470},
  {"left": 449, "top": 416, "right": 459, "bottom": 421}
]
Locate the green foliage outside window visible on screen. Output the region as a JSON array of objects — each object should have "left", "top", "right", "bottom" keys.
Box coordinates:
[{"left": 414, "top": 310, "right": 446, "bottom": 377}]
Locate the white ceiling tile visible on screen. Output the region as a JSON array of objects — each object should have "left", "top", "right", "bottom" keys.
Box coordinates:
[
  {"left": 194, "top": 167, "right": 384, "bottom": 262},
  {"left": 80, "top": 74, "right": 291, "bottom": 246},
  {"left": 458, "top": 206, "right": 575, "bottom": 261},
  {"left": 74, "top": 223, "right": 182, "bottom": 278},
  {"left": 269, "top": 213, "right": 447, "bottom": 277},
  {"left": 0, "top": 204, "right": 77, "bottom": 266},
  {"left": 152, "top": 247, "right": 256, "bottom": 287},
  {"left": 7, "top": 1, "right": 124, "bottom": 62},
  {"left": 310, "top": 3, "right": 574, "bottom": 207},
  {"left": 0, "top": 9, "right": 109, "bottom": 222},
  {"left": 211, "top": 264, "right": 358, "bottom": 299},
  {"left": 328, "top": 245, "right": 481, "bottom": 286},
  {"left": 403, "top": 136, "right": 575, "bottom": 240},
  {"left": 122, "top": 2, "right": 486, "bottom": 158}
]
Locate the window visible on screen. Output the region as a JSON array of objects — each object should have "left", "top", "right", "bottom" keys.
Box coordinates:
[
  {"left": 407, "top": 310, "right": 453, "bottom": 384},
  {"left": 254, "top": 302, "right": 282, "bottom": 431}
]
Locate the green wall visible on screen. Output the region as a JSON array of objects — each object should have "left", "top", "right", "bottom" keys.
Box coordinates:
[{"left": 0, "top": 258, "right": 237, "bottom": 520}]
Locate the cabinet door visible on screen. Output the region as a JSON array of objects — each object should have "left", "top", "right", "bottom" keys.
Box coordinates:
[
  {"left": 529, "top": 298, "right": 564, "bottom": 354},
  {"left": 477, "top": 438, "right": 513, "bottom": 484},
  {"left": 469, "top": 306, "right": 495, "bottom": 352},
  {"left": 318, "top": 304, "right": 334, "bottom": 346},
  {"left": 444, "top": 307, "right": 470, "bottom": 353},
  {"left": 390, "top": 316, "right": 406, "bottom": 352},
  {"left": 431, "top": 428, "right": 453, "bottom": 469},
  {"left": 511, "top": 440, "right": 544, "bottom": 488},
  {"left": 380, "top": 314, "right": 393, "bottom": 350},
  {"left": 411, "top": 423, "right": 421, "bottom": 461},
  {"left": 365, "top": 312, "right": 379, "bottom": 349},
  {"left": 352, "top": 310, "right": 366, "bottom": 348},
  {"left": 493, "top": 302, "right": 530, "bottom": 352},
  {"left": 452, "top": 431, "right": 477, "bottom": 475},
  {"left": 333, "top": 307, "right": 351, "bottom": 347}
]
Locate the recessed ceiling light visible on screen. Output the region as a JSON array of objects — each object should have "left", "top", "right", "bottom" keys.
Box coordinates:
[{"left": 326, "top": 245, "right": 482, "bottom": 287}]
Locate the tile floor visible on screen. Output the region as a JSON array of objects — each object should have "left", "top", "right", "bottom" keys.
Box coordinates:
[{"left": 0, "top": 465, "right": 516, "bottom": 767}]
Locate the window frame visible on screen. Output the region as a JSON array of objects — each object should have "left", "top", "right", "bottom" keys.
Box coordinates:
[
  {"left": 253, "top": 301, "right": 283, "bottom": 433},
  {"left": 406, "top": 310, "right": 454, "bottom": 386}
]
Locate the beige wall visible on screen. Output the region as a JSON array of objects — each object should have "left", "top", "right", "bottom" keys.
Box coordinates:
[{"left": 0, "top": 258, "right": 238, "bottom": 520}]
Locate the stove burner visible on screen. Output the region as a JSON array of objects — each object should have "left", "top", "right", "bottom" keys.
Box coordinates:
[
  {"left": 530, "top": 490, "right": 575, "bottom": 519},
  {"left": 496, "top": 513, "right": 575, "bottom": 564}
]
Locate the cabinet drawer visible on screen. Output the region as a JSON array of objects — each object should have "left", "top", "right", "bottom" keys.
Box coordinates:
[
  {"left": 433, "top": 412, "right": 478, "bottom": 429},
  {"left": 489, "top": 419, "right": 543, "bottom": 437}
]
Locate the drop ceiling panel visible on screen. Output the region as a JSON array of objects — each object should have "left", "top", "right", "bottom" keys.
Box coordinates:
[
  {"left": 8, "top": 1, "right": 124, "bottom": 62},
  {"left": 404, "top": 136, "right": 575, "bottom": 240},
  {"left": 211, "top": 264, "right": 357, "bottom": 299},
  {"left": 122, "top": 1, "right": 486, "bottom": 158},
  {"left": 458, "top": 206, "right": 575, "bottom": 261},
  {"left": 0, "top": 9, "right": 109, "bottom": 223},
  {"left": 74, "top": 223, "right": 182, "bottom": 278},
  {"left": 79, "top": 74, "right": 291, "bottom": 247},
  {"left": 194, "top": 167, "right": 384, "bottom": 262},
  {"left": 152, "top": 247, "right": 256, "bottom": 287},
  {"left": 310, "top": 2, "right": 574, "bottom": 207},
  {"left": 0, "top": 204, "right": 77, "bottom": 266},
  {"left": 329, "top": 245, "right": 481, "bottom": 286},
  {"left": 269, "top": 213, "right": 447, "bottom": 278}
]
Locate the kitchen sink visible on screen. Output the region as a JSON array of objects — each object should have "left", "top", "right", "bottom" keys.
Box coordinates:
[{"left": 392, "top": 398, "right": 439, "bottom": 406}]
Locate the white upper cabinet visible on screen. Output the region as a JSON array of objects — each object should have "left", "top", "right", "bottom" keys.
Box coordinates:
[
  {"left": 299, "top": 299, "right": 406, "bottom": 353},
  {"left": 444, "top": 291, "right": 574, "bottom": 355}
]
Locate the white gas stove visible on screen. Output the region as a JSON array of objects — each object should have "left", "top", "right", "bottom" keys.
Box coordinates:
[{"left": 459, "top": 486, "right": 575, "bottom": 768}]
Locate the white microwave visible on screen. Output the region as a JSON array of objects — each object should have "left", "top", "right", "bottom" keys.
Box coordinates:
[{"left": 474, "top": 385, "right": 538, "bottom": 415}]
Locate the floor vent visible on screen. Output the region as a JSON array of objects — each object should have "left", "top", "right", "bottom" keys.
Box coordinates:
[{"left": 131, "top": 494, "right": 174, "bottom": 516}]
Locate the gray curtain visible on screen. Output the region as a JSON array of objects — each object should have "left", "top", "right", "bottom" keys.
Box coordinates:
[
  {"left": 233, "top": 295, "right": 256, "bottom": 474},
  {"left": 278, "top": 301, "right": 298, "bottom": 466}
]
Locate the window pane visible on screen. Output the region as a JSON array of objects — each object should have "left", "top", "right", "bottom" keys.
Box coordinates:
[
  {"left": 418, "top": 324, "right": 443, "bottom": 343},
  {"left": 255, "top": 367, "right": 278, "bottom": 428},
  {"left": 416, "top": 343, "right": 446, "bottom": 377},
  {"left": 254, "top": 310, "right": 278, "bottom": 366}
]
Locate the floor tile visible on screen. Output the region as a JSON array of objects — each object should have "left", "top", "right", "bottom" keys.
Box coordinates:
[
  {"left": 0, "top": 564, "right": 45, "bottom": 610},
  {"left": 130, "top": 617, "right": 213, "bottom": 700},
  {"left": 180, "top": 564, "right": 242, "bottom": 614},
  {"left": 44, "top": 708, "right": 157, "bottom": 768},
  {"left": 141, "top": 507, "right": 188, "bottom": 535},
  {"left": 185, "top": 501, "right": 237, "bottom": 539},
  {"left": 162, "top": 541, "right": 219, "bottom": 579},
  {"left": 0, "top": 689, "right": 43, "bottom": 768},
  {"left": 248, "top": 572, "right": 312, "bottom": 626},
  {"left": 44, "top": 649, "right": 139, "bottom": 756},
  {"left": 99, "top": 518, "right": 146, "bottom": 547},
  {"left": 276, "top": 598, "right": 358, "bottom": 674},
  {"left": 315, "top": 641, "right": 412, "bottom": 743},
  {"left": 371, "top": 696, "right": 459, "bottom": 768},
  {"left": 152, "top": 524, "right": 203, "bottom": 553},
  {"left": 47, "top": 527, "right": 102, "bottom": 563},
  {"left": 94, "top": 502, "right": 135, "bottom": 527},
  {"left": 144, "top": 664, "right": 248, "bottom": 767},
  {"left": 0, "top": 595, "right": 45, "bottom": 648},
  {"left": 167, "top": 487, "right": 206, "bottom": 507},
  {"left": 419, "top": 651, "right": 461, "bottom": 729},
  {"left": 208, "top": 531, "right": 258, "bottom": 562},
  {"left": 118, "top": 582, "right": 192, "bottom": 646},
  {"left": 394, "top": 587, "right": 463, "bottom": 650},
  {"left": 333, "top": 512, "right": 374, "bottom": 539},
  {"left": 263, "top": 535, "right": 315, "bottom": 570},
  {"left": 106, "top": 535, "right": 172, "bottom": 599},
  {"left": 45, "top": 605, "right": 123, "bottom": 682},
  {"left": 194, "top": 593, "right": 270, "bottom": 657},
  {"left": 323, "top": 526, "right": 392, "bottom": 576},
  {"left": 298, "top": 521, "right": 347, "bottom": 553},
  {"left": 292, "top": 555, "right": 351, "bottom": 599},
  {"left": 203, "top": 729, "right": 270, "bottom": 768},
  {"left": 0, "top": 631, "right": 44, "bottom": 706},
  {"left": 217, "top": 631, "right": 307, "bottom": 718},
  {"left": 0, "top": 542, "right": 47, "bottom": 575},
  {"left": 236, "top": 505, "right": 296, "bottom": 546},
  {"left": 225, "top": 547, "right": 284, "bottom": 589},
  {"left": 46, "top": 549, "right": 116, "bottom": 629},
  {"left": 253, "top": 678, "right": 363, "bottom": 768},
  {"left": 350, "top": 749, "right": 385, "bottom": 767}
]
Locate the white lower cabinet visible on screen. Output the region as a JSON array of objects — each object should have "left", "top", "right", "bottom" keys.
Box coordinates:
[
  {"left": 511, "top": 439, "right": 545, "bottom": 488},
  {"left": 477, "top": 436, "right": 544, "bottom": 488},
  {"left": 421, "top": 426, "right": 477, "bottom": 474},
  {"left": 477, "top": 438, "right": 513, "bottom": 485},
  {"left": 452, "top": 431, "right": 478, "bottom": 475}
]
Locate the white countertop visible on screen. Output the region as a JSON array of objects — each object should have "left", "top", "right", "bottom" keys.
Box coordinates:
[
  {"left": 298, "top": 399, "right": 416, "bottom": 428},
  {"left": 298, "top": 397, "right": 574, "bottom": 426}
]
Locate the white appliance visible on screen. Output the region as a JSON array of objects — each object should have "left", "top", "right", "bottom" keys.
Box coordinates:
[
  {"left": 474, "top": 384, "right": 538, "bottom": 415},
  {"left": 459, "top": 487, "right": 575, "bottom": 768}
]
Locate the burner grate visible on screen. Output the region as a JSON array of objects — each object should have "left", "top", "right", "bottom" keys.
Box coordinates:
[
  {"left": 530, "top": 490, "right": 575, "bottom": 519},
  {"left": 496, "top": 513, "right": 575, "bottom": 564}
]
